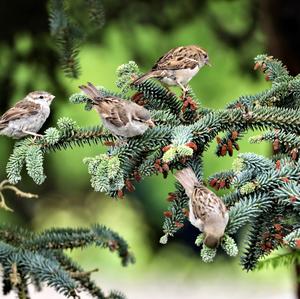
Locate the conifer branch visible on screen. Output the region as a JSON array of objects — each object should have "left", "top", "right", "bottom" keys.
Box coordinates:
[
  {"left": 0, "top": 225, "right": 133, "bottom": 298},
  {"left": 48, "top": 0, "right": 105, "bottom": 78}
]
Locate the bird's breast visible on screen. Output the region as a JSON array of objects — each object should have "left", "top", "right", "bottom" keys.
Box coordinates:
[
  {"left": 174, "top": 65, "right": 200, "bottom": 85},
  {"left": 101, "top": 117, "right": 149, "bottom": 137}
]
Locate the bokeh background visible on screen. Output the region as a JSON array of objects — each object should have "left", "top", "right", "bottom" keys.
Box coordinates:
[{"left": 1, "top": 0, "right": 300, "bottom": 298}]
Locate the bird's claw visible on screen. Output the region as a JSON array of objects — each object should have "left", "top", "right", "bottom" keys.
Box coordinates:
[{"left": 115, "top": 138, "right": 128, "bottom": 147}]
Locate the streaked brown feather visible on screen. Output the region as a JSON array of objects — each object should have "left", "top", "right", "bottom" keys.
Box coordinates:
[
  {"left": 0, "top": 100, "right": 40, "bottom": 128},
  {"left": 191, "top": 185, "right": 227, "bottom": 221},
  {"left": 102, "top": 100, "right": 129, "bottom": 127},
  {"left": 152, "top": 45, "right": 207, "bottom": 71}
]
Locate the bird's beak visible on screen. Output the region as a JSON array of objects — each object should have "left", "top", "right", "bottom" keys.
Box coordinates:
[
  {"left": 146, "top": 119, "right": 155, "bottom": 128},
  {"left": 206, "top": 61, "right": 212, "bottom": 67},
  {"left": 50, "top": 95, "right": 55, "bottom": 101}
]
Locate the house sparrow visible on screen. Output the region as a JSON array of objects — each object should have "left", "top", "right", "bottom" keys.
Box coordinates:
[
  {"left": 174, "top": 167, "right": 228, "bottom": 248},
  {"left": 79, "top": 82, "right": 155, "bottom": 138},
  {"left": 132, "top": 45, "right": 210, "bottom": 97},
  {"left": 0, "top": 91, "right": 55, "bottom": 139}
]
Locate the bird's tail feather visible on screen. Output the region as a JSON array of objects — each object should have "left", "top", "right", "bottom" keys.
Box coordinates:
[
  {"left": 79, "top": 82, "right": 103, "bottom": 102},
  {"left": 132, "top": 70, "right": 163, "bottom": 85},
  {"left": 174, "top": 167, "right": 199, "bottom": 198}
]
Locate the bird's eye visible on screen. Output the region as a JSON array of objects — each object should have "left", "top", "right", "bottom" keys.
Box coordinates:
[
  {"left": 203, "top": 53, "right": 208, "bottom": 59},
  {"left": 39, "top": 95, "right": 44, "bottom": 99}
]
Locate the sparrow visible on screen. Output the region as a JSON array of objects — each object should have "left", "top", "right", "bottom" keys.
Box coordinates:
[
  {"left": 79, "top": 82, "right": 155, "bottom": 138},
  {"left": 174, "top": 167, "right": 229, "bottom": 248},
  {"left": 0, "top": 91, "right": 55, "bottom": 139},
  {"left": 132, "top": 45, "right": 210, "bottom": 97}
]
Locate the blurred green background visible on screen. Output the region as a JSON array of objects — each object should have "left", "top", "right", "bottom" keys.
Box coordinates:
[{"left": 1, "top": 0, "right": 300, "bottom": 298}]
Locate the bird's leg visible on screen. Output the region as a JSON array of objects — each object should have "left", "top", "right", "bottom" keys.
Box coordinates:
[
  {"left": 183, "top": 84, "right": 190, "bottom": 99},
  {"left": 178, "top": 84, "right": 198, "bottom": 112},
  {"left": 114, "top": 136, "right": 128, "bottom": 148},
  {"left": 103, "top": 135, "right": 127, "bottom": 148},
  {"left": 22, "top": 130, "right": 43, "bottom": 141},
  {"left": 177, "top": 82, "right": 188, "bottom": 100}
]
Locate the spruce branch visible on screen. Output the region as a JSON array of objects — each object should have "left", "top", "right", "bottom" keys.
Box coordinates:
[
  {"left": 6, "top": 117, "right": 114, "bottom": 185},
  {"left": 53, "top": 252, "right": 107, "bottom": 298},
  {"left": 254, "top": 54, "right": 290, "bottom": 82},
  {"left": 49, "top": 0, "right": 82, "bottom": 78},
  {"left": 86, "top": 0, "right": 105, "bottom": 29},
  {"left": 257, "top": 251, "right": 300, "bottom": 270},
  {"left": 22, "top": 225, "right": 135, "bottom": 267},
  {"left": 0, "top": 242, "right": 78, "bottom": 298},
  {"left": 0, "top": 224, "right": 133, "bottom": 298},
  {"left": 241, "top": 205, "right": 292, "bottom": 271},
  {"left": 226, "top": 193, "right": 273, "bottom": 235},
  {"left": 48, "top": 0, "right": 105, "bottom": 78},
  {"left": 284, "top": 229, "right": 300, "bottom": 248}
]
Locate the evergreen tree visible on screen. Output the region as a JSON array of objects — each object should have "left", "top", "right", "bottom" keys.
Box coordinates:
[{"left": 2, "top": 54, "right": 300, "bottom": 298}]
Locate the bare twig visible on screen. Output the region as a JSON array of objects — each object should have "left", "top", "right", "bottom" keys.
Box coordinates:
[
  {"left": 69, "top": 268, "right": 99, "bottom": 278},
  {"left": 0, "top": 179, "right": 38, "bottom": 212}
]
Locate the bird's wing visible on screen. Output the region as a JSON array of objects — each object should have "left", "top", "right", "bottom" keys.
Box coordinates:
[
  {"left": 126, "top": 101, "right": 151, "bottom": 123},
  {"left": 0, "top": 100, "right": 40, "bottom": 129},
  {"left": 101, "top": 97, "right": 130, "bottom": 127},
  {"left": 191, "top": 186, "right": 226, "bottom": 221},
  {"left": 152, "top": 46, "right": 200, "bottom": 71}
]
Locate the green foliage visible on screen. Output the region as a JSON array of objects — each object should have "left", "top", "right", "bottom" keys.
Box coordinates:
[
  {"left": 257, "top": 251, "right": 300, "bottom": 270},
  {"left": 6, "top": 117, "right": 114, "bottom": 184},
  {"left": 195, "top": 233, "right": 238, "bottom": 262},
  {"left": 284, "top": 229, "right": 300, "bottom": 248},
  {"left": 0, "top": 225, "right": 134, "bottom": 298},
  {"left": 232, "top": 153, "right": 274, "bottom": 174},
  {"left": 200, "top": 245, "right": 217, "bottom": 263},
  {"left": 116, "top": 61, "right": 140, "bottom": 93},
  {"left": 49, "top": 0, "right": 82, "bottom": 78},
  {"left": 25, "top": 145, "right": 46, "bottom": 185},
  {"left": 84, "top": 154, "right": 125, "bottom": 192},
  {"left": 6, "top": 140, "right": 30, "bottom": 185},
  {"left": 221, "top": 235, "right": 238, "bottom": 257},
  {"left": 48, "top": 0, "right": 105, "bottom": 78},
  {"left": 86, "top": 0, "right": 105, "bottom": 29},
  {"left": 43, "top": 127, "right": 61, "bottom": 145}
]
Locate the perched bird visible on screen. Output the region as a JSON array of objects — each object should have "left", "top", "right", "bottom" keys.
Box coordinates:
[
  {"left": 79, "top": 82, "right": 155, "bottom": 138},
  {"left": 0, "top": 91, "right": 55, "bottom": 139},
  {"left": 174, "top": 167, "right": 228, "bottom": 248},
  {"left": 132, "top": 45, "right": 210, "bottom": 96}
]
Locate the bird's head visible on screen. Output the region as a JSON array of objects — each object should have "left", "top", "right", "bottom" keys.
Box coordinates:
[
  {"left": 195, "top": 46, "right": 211, "bottom": 67},
  {"left": 203, "top": 234, "right": 220, "bottom": 249},
  {"left": 201, "top": 51, "right": 211, "bottom": 67},
  {"left": 203, "top": 214, "right": 227, "bottom": 248},
  {"left": 27, "top": 91, "right": 55, "bottom": 105}
]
